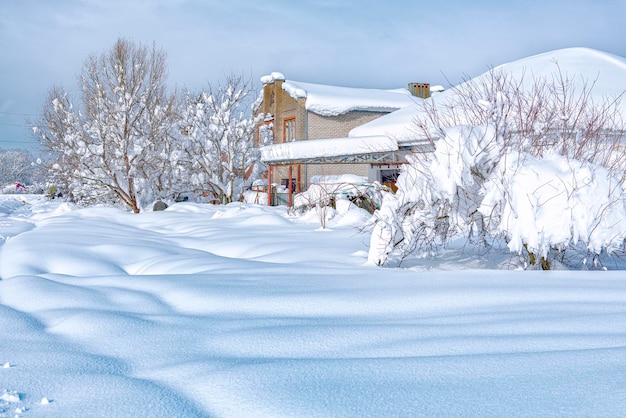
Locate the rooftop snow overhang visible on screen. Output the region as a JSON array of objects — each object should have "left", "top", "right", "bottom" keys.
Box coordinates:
[
  {"left": 260, "top": 136, "right": 401, "bottom": 165},
  {"left": 281, "top": 80, "right": 418, "bottom": 117}
]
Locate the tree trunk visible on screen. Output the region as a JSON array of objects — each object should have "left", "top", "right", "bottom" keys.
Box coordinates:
[{"left": 524, "top": 244, "right": 551, "bottom": 270}]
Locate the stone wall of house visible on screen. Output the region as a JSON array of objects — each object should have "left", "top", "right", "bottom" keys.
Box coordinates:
[{"left": 306, "top": 111, "right": 388, "bottom": 140}]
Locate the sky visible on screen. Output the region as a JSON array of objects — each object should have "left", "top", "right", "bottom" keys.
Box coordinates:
[{"left": 1, "top": 0, "right": 625, "bottom": 151}]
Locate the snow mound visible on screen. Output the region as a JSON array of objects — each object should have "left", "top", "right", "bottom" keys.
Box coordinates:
[
  {"left": 0, "top": 390, "right": 20, "bottom": 403},
  {"left": 480, "top": 152, "right": 626, "bottom": 257},
  {"left": 490, "top": 47, "right": 626, "bottom": 99},
  {"left": 1, "top": 197, "right": 626, "bottom": 416},
  {"left": 350, "top": 47, "right": 626, "bottom": 142}
]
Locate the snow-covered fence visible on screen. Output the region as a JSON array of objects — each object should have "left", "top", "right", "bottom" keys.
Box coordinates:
[
  {"left": 294, "top": 175, "right": 386, "bottom": 212},
  {"left": 292, "top": 175, "right": 389, "bottom": 228}
]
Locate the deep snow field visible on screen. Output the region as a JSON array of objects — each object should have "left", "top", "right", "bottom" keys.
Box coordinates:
[{"left": 1, "top": 194, "right": 625, "bottom": 417}]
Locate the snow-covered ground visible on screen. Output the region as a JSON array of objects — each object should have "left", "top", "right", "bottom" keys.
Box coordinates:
[{"left": 1, "top": 195, "right": 625, "bottom": 417}]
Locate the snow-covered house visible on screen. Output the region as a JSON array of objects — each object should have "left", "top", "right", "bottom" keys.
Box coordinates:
[{"left": 256, "top": 73, "right": 429, "bottom": 205}]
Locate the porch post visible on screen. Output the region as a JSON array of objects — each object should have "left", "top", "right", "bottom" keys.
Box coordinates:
[
  {"left": 267, "top": 166, "right": 272, "bottom": 206},
  {"left": 288, "top": 164, "right": 293, "bottom": 207},
  {"left": 296, "top": 164, "right": 301, "bottom": 193}
]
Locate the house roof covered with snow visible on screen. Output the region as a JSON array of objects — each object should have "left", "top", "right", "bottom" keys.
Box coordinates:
[
  {"left": 350, "top": 47, "right": 626, "bottom": 144},
  {"left": 260, "top": 135, "right": 400, "bottom": 165},
  {"left": 261, "top": 72, "right": 419, "bottom": 116},
  {"left": 262, "top": 48, "right": 626, "bottom": 164}
]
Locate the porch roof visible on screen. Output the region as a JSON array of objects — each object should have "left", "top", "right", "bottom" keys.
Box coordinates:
[{"left": 260, "top": 135, "right": 402, "bottom": 165}]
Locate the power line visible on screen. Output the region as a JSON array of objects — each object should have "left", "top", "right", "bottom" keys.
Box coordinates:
[
  {"left": 0, "top": 138, "right": 36, "bottom": 143},
  {"left": 0, "top": 142, "right": 37, "bottom": 149},
  {"left": 0, "top": 121, "right": 30, "bottom": 127},
  {"left": 0, "top": 111, "right": 40, "bottom": 117}
]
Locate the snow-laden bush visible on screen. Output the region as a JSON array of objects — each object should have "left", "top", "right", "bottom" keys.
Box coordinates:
[
  {"left": 369, "top": 64, "right": 626, "bottom": 268},
  {"left": 294, "top": 175, "right": 386, "bottom": 228},
  {"left": 369, "top": 126, "right": 626, "bottom": 268},
  {"left": 295, "top": 175, "right": 385, "bottom": 211},
  {"left": 179, "top": 75, "right": 262, "bottom": 204},
  {"left": 369, "top": 126, "right": 498, "bottom": 266},
  {"left": 480, "top": 152, "right": 626, "bottom": 264}
]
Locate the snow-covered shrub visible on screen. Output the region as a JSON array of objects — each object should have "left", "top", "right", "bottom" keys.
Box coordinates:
[
  {"left": 293, "top": 183, "right": 337, "bottom": 229},
  {"left": 178, "top": 75, "right": 262, "bottom": 204},
  {"left": 369, "top": 125, "right": 497, "bottom": 265},
  {"left": 0, "top": 149, "right": 44, "bottom": 190},
  {"left": 242, "top": 179, "right": 268, "bottom": 204},
  {"left": 480, "top": 151, "right": 626, "bottom": 268},
  {"left": 294, "top": 175, "right": 387, "bottom": 229},
  {"left": 370, "top": 64, "right": 626, "bottom": 268},
  {"left": 35, "top": 39, "right": 178, "bottom": 213},
  {"left": 368, "top": 192, "right": 401, "bottom": 265}
]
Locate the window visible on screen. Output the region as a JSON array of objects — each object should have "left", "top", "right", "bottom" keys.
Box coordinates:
[
  {"left": 381, "top": 169, "right": 400, "bottom": 192},
  {"left": 284, "top": 117, "right": 296, "bottom": 143},
  {"left": 380, "top": 169, "right": 399, "bottom": 184},
  {"left": 282, "top": 178, "right": 296, "bottom": 191},
  {"left": 256, "top": 121, "right": 273, "bottom": 147}
]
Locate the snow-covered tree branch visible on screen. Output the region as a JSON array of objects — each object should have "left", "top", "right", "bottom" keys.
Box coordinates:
[
  {"left": 179, "top": 74, "right": 262, "bottom": 204},
  {"left": 0, "top": 148, "right": 42, "bottom": 190},
  {"left": 34, "top": 39, "right": 178, "bottom": 213},
  {"left": 370, "top": 64, "right": 626, "bottom": 269}
]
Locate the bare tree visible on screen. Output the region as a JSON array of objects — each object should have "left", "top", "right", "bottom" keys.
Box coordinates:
[
  {"left": 34, "top": 38, "right": 178, "bottom": 212},
  {"left": 415, "top": 66, "right": 625, "bottom": 177}
]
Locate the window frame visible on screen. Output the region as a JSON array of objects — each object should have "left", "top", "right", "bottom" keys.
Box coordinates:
[{"left": 283, "top": 117, "right": 296, "bottom": 143}]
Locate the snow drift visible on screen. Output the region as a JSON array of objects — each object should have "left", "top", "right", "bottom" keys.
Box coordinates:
[{"left": 1, "top": 195, "right": 626, "bottom": 417}]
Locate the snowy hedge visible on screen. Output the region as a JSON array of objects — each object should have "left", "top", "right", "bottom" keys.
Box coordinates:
[
  {"left": 368, "top": 60, "right": 626, "bottom": 269},
  {"left": 480, "top": 151, "right": 626, "bottom": 258},
  {"left": 369, "top": 126, "right": 626, "bottom": 269}
]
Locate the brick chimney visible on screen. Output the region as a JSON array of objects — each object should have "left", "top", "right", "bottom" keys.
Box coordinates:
[{"left": 408, "top": 82, "right": 430, "bottom": 99}]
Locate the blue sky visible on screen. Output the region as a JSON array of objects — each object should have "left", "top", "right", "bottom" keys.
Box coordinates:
[{"left": 1, "top": 0, "right": 625, "bottom": 151}]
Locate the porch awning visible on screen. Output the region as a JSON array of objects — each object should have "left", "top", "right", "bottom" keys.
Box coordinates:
[{"left": 260, "top": 135, "right": 401, "bottom": 165}]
